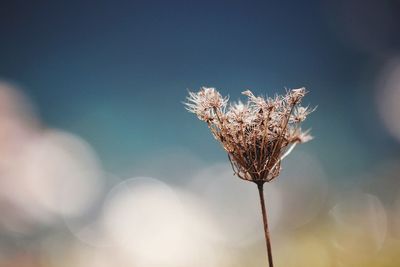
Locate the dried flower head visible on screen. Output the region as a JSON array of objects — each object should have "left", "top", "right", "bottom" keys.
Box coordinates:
[{"left": 185, "top": 87, "right": 314, "bottom": 183}]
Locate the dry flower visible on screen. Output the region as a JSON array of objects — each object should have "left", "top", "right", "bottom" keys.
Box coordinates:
[
  {"left": 185, "top": 86, "right": 314, "bottom": 183},
  {"left": 185, "top": 86, "right": 315, "bottom": 267}
]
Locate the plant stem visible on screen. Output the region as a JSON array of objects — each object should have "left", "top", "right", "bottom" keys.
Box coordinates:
[{"left": 257, "top": 182, "right": 274, "bottom": 267}]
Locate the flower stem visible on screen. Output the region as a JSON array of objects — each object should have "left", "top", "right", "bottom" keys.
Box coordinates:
[{"left": 257, "top": 182, "right": 274, "bottom": 267}]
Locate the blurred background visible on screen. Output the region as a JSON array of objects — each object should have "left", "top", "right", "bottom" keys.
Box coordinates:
[{"left": 0, "top": 0, "right": 400, "bottom": 266}]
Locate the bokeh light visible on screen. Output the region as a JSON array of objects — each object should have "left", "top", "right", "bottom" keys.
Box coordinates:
[
  {"left": 276, "top": 150, "right": 328, "bottom": 229},
  {"left": 19, "top": 130, "right": 104, "bottom": 217},
  {"left": 329, "top": 192, "right": 387, "bottom": 265},
  {"left": 101, "top": 177, "right": 223, "bottom": 267},
  {"left": 186, "top": 163, "right": 282, "bottom": 247},
  {"left": 1, "top": 0, "right": 400, "bottom": 266},
  {"left": 376, "top": 56, "right": 400, "bottom": 143}
]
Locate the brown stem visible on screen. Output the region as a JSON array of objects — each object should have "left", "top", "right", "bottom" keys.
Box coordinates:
[{"left": 257, "top": 182, "right": 274, "bottom": 267}]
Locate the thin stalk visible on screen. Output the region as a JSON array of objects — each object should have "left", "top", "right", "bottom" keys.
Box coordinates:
[{"left": 257, "top": 182, "right": 274, "bottom": 267}]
